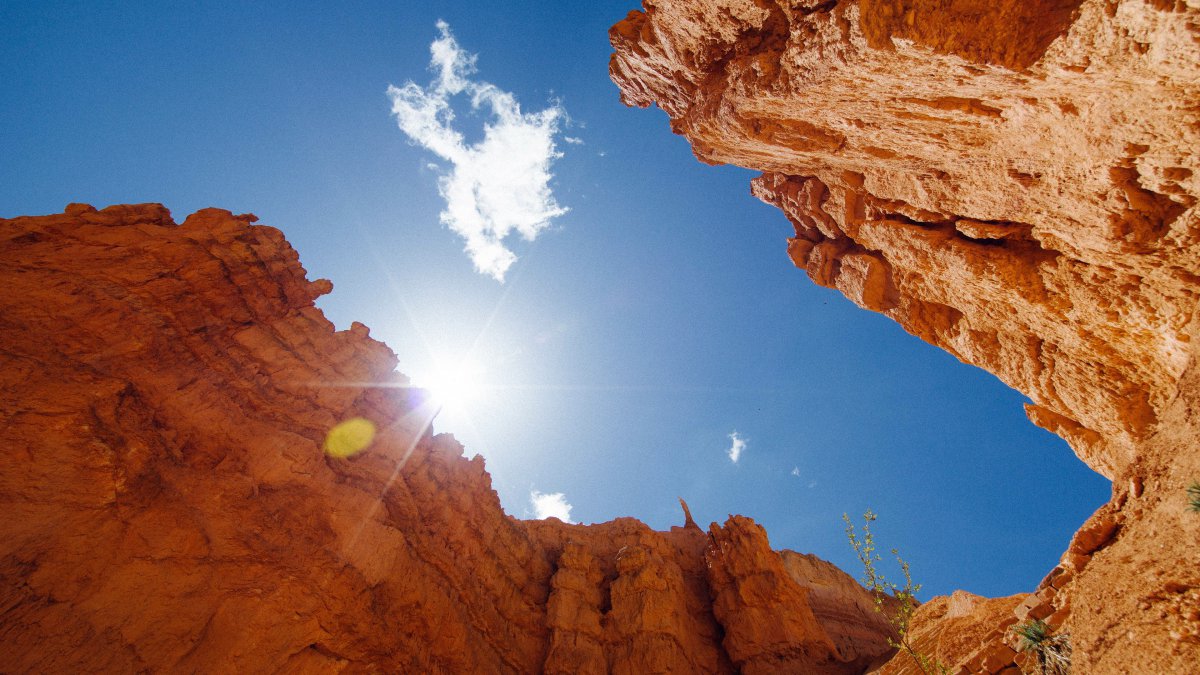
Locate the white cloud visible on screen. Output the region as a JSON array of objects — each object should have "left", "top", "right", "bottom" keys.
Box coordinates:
[
  {"left": 790, "top": 466, "right": 801, "bottom": 477},
  {"left": 727, "top": 431, "right": 746, "bottom": 464},
  {"left": 387, "top": 21, "right": 569, "bottom": 282},
  {"left": 530, "top": 490, "right": 573, "bottom": 522},
  {"left": 563, "top": 136, "right": 584, "bottom": 145}
]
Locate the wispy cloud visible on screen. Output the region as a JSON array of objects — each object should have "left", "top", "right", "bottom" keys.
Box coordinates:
[
  {"left": 387, "top": 21, "right": 568, "bottom": 281},
  {"left": 791, "top": 467, "right": 816, "bottom": 487},
  {"left": 530, "top": 489, "right": 573, "bottom": 522},
  {"left": 727, "top": 431, "right": 746, "bottom": 464}
]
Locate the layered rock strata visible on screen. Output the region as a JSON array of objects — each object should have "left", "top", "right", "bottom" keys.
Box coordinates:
[
  {"left": 611, "top": 0, "right": 1200, "bottom": 671},
  {"left": 0, "top": 204, "right": 895, "bottom": 672}
]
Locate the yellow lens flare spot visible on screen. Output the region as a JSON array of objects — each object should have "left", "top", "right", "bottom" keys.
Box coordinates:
[{"left": 323, "top": 417, "right": 376, "bottom": 458}]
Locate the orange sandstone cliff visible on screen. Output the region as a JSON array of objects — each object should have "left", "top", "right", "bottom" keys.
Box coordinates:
[
  {"left": 611, "top": 0, "right": 1200, "bottom": 672},
  {"left": 0, "top": 204, "right": 896, "bottom": 672}
]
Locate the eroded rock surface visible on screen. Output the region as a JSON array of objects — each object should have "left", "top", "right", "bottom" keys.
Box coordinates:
[
  {"left": 611, "top": 0, "right": 1200, "bottom": 671},
  {"left": 0, "top": 204, "right": 896, "bottom": 672},
  {"left": 873, "top": 590, "right": 1024, "bottom": 675},
  {"left": 611, "top": 0, "right": 1199, "bottom": 477},
  {"left": 780, "top": 550, "right": 900, "bottom": 668}
]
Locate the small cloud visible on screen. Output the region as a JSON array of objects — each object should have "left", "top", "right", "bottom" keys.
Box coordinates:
[
  {"left": 563, "top": 136, "right": 584, "bottom": 145},
  {"left": 387, "top": 21, "right": 569, "bottom": 281},
  {"left": 727, "top": 431, "right": 746, "bottom": 464},
  {"left": 807, "top": 480, "right": 818, "bottom": 489},
  {"left": 790, "top": 466, "right": 801, "bottom": 477},
  {"left": 530, "top": 490, "right": 573, "bottom": 522}
]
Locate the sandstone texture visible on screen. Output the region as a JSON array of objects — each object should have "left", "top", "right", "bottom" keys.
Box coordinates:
[
  {"left": 611, "top": 0, "right": 1199, "bottom": 478},
  {"left": 874, "top": 590, "right": 1024, "bottom": 675},
  {"left": 611, "top": 0, "right": 1200, "bottom": 671},
  {"left": 0, "top": 204, "right": 897, "bottom": 672},
  {"left": 779, "top": 550, "right": 900, "bottom": 668}
]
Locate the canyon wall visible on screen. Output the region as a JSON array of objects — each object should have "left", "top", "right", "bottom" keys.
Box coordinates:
[
  {"left": 0, "top": 204, "right": 895, "bottom": 672},
  {"left": 611, "top": 0, "right": 1200, "bottom": 478},
  {"left": 611, "top": 0, "right": 1200, "bottom": 671}
]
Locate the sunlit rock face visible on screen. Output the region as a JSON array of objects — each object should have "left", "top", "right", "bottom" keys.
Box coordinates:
[
  {"left": 0, "top": 204, "right": 895, "bottom": 672},
  {"left": 611, "top": 0, "right": 1198, "bottom": 479},
  {"left": 611, "top": 1, "right": 1200, "bottom": 671},
  {"left": 705, "top": 516, "right": 893, "bottom": 674},
  {"left": 874, "top": 590, "right": 1026, "bottom": 675}
]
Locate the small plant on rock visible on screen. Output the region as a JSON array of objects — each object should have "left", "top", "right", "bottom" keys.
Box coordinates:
[
  {"left": 844, "top": 510, "right": 949, "bottom": 675},
  {"left": 1011, "top": 618, "right": 1071, "bottom": 674},
  {"left": 1187, "top": 481, "right": 1200, "bottom": 513}
]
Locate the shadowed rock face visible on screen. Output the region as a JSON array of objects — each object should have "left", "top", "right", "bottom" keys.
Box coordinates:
[
  {"left": 779, "top": 550, "right": 902, "bottom": 667},
  {"left": 858, "top": 0, "right": 1087, "bottom": 71},
  {"left": 0, "top": 204, "right": 895, "bottom": 672},
  {"left": 611, "top": 0, "right": 1200, "bottom": 671}
]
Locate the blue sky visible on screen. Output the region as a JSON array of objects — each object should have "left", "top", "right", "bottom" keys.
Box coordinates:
[{"left": 0, "top": 1, "right": 1110, "bottom": 599}]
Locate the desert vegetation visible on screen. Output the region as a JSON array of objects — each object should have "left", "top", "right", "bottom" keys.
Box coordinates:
[
  {"left": 844, "top": 511, "right": 949, "bottom": 675},
  {"left": 1011, "top": 618, "right": 1072, "bottom": 674}
]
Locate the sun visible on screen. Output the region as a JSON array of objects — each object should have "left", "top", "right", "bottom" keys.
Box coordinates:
[{"left": 422, "top": 357, "right": 488, "bottom": 412}]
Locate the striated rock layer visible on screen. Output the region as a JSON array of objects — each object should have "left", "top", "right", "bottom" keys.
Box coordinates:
[
  {"left": 611, "top": 0, "right": 1200, "bottom": 671},
  {"left": 0, "top": 204, "right": 895, "bottom": 672}
]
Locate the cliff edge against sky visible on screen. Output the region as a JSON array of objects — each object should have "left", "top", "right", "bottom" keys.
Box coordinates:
[
  {"left": 2, "top": 0, "right": 1198, "bottom": 672},
  {"left": 611, "top": 0, "right": 1199, "bottom": 671},
  {"left": 0, "top": 204, "right": 895, "bottom": 673}
]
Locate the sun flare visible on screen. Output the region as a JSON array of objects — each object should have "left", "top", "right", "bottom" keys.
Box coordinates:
[{"left": 422, "top": 358, "right": 488, "bottom": 412}]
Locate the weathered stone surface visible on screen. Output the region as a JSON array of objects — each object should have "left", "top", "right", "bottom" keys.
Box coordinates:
[
  {"left": 531, "top": 517, "right": 733, "bottom": 674},
  {"left": 707, "top": 516, "right": 856, "bottom": 674},
  {"left": 779, "top": 549, "right": 900, "bottom": 666},
  {"left": 611, "top": 0, "right": 1200, "bottom": 671},
  {"left": 611, "top": 0, "right": 1199, "bottom": 478},
  {"left": 873, "top": 591, "right": 1023, "bottom": 675},
  {"left": 0, "top": 204, "right": 896, "bottom": 672}
]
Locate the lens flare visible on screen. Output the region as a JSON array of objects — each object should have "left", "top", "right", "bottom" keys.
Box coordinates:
[{"left": 323, "top": 417, "right": 377, "bottom": 458}]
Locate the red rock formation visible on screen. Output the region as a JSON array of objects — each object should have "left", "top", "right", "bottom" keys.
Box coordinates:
[
  {"left": 611, "top": 0, "right": 1200, "bottom": 671},
  {"left": 611, "top": 0, "right": 1198, "bottom": 478},
  {"left": 707, "top": 516, "right": 850, "bottom": 674},
  {"left": 779, "top": 550, "right": 899, "bottom": 667},
  {"left": 874, "top": 591, "right": 1024, "bottom": 675},
  {"left": 0, "top": 204, "right": 896, "bottom": 672}
]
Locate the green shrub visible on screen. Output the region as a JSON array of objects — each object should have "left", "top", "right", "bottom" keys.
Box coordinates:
[
  {"left": 1188, "top": 481, "right": 1200, "bottom": 512},
  {"left": 1011, "top": 618, "right": 1071, "bottom": 674},
  {"left": 844, "top": 510, "right": 949, "bottom": 675}
]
